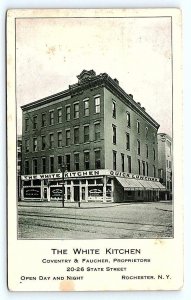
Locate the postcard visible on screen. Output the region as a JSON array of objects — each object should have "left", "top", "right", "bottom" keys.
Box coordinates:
[{"left": 7, "top": 8, "right": 183, "bottom": 291}]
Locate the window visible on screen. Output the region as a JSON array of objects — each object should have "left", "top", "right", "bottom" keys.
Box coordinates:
[
  {"left": 41, "top": 113, "right": 46, "bottom": 127},
  {"left": 94, "top": 123, "right": 100, "bottom": 141},
  {"left": 113, "top": 151, "right": 117, "bottom": 170},
  {"left": 49, "top": 111, "right": 54, "bottom": 125},
  {"left": 66, "top": 130, "right": 71, "bottom": 146},
  {"left": 142, "top": 161, "right": 145, "bottom": 176},
  {"left": 127, "top": 155, "right": 131, "bottom": 173},
  {"left": 33, "top": 138, "right": 37, "bottom": 152},
  {"left": 42, "top": 157, "right": 46, "bottom": 173},
  {"left": 153, "top": 133, "right": 156, "bottom": 144},
  {"left": 84, "top": 152, "right": 90, "bottom": 170},
  {"left": 74, "top": 153, "right": 80, "bottom": 171},
  {"left": 146, "top": 144, "right": 149, "bottom": 158},
  {"left": 153, "top": 148, "right": 156, "bottom": 160},
  {"left": 49, "top": 134, "right": 54, "bottom": 149},
  {"left": 57, "top": 108, "right": 62, "bottom": 123},
  {"left": 145, "top": 127, "right": 148, "bottom": 139},
  {"left": 146, "top": 162, "right": 149, "bottom": 176},
  {"left": 25, "top": 118, "right": 29, "bottom": 131},
  {"left": 32, "top": 158, "right": 38, "bottom": 174},
  {"left": 126, "top": 112, "right": 130, "bottom": 127},
  {"left": 169, "top": 161, "right": 172, "bottom": 169},
  {"left": 137, "top": 120, "right": 140, "bottom": 134},
  {"left": 57, "top": 132, "right": 62, "bottom": 147},
  {"left": 74, "top": 103, "right": 79, "bottom": 119},
  {"left": 95, "top": 150, "right": 101, "bottom": 169},
  {"left": 41, "top": 136, "right": 46, "bottom": 150},
  {"left": 137, "top": 140, "right": 140, "bottom": 155},
  {"left": 25, "top": 139, "right": 29, "bottom": 153},
  {"left": 138, "top": 159, "right": 141, "bottom": 175},
  {"left": 112, "top": 101, "right": 116, "bottom": 118},
  {"left": 121, "top": 153, "right": 124, "bottom": 172},
  {"left": 84, "top": 99, "right": 89, "bottom": 116},
  {"left": 33, "top": 116, "right": 37, "bottom": 129},
  {"left": 84, "top": 125, "right": 89, "bottom": 143},
  {"left": 112, "top": 125, "right": 116, "bottom": 144},
  {"left": 126, "top": 133, "right": 130, "bottom": 150},
  {"left": 153, "top": 165, "right": 156, "bottom": 177},
  {"left": 94, "top": 96, "right": 100, "bottom": 113},
  {"left": 66, "top": 105, "right": 71, "bottom": 121},
  {"left": 57, "top": 156, "right": 63, "bottom": 169},
  {"left": 50, "top": 157, "right": 54, "bottom": 173},
  {"left": 65, "top": 154, "right": 70, "bottom": 171},
  {"left": 74, "top": 127, "right": 79, "bottom": 144},
  {"left": 24, "top": 160, "right": 29, "bottom": 175}
]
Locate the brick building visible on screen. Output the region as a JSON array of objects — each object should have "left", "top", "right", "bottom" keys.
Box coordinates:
[
  {"left": 20, "top": 70, "right": 165, "bottom": 202},
  {"left": 157, "top": 133, "right": 172, "bottom": 200}
]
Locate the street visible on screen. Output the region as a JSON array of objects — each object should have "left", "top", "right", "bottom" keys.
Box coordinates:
[{"left": 18, "top": 201, "right": 173, "bottom": 239}]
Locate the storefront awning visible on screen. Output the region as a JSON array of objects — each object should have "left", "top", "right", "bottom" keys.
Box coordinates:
[{"left": 116, "top": 177, "right": 166, "bottom": 191}]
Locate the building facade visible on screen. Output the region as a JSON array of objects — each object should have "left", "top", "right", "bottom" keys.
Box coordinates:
[
  {"left": 17, "top": 135, "right": 22, "bottom": 200},
  {"left": 20, "top": 70, "right": 165, "bottom": 202},
  {"left": 157, "top": 133, "right": 172, "bottom": 200}
]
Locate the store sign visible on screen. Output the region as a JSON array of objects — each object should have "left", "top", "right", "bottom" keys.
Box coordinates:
[
  {"left": 21, "top": 170, "right": 159, "bottom": 182},
  {"left": 50, "top": 187, "right": 62, "bottom": 198},
  {"left": 24, "top": 187, "right": 41, "bottom": 198}
]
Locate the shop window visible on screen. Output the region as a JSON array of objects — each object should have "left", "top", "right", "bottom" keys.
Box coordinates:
[
  {"left": 73, "top": 180, "right": 80, "bottom": 185},
  {"left": 94, "top": 96, "right": 100, "bottom": 113},
  {"left": 112, "top": 101, "right": 116, "bottom": 118},
  {"left": 57, "top": 108, "right": 62, "bottom": 123},
  {"left": 74, "top": 127, "right": 79, "bottom": 144},
  {"left": 84, "top": 99, "right": 89, "bottom": 116},
  {"left": 106, "top": 187, "right": 112, "bottom": 197},
  {"left": 66, "top": 105, "right": 71, "bottom": 121},
  {"left": 84, "top": 152, "right": 90, "bottom": 170},
  {"left": 41, "top": 113, "right": 46, "bottom": 127},
  {"left": 95, "top": 150, "right": 101, "bottom": 169},
  {"left": 88, "top": 179, "right": 94, "bottom": 184},
  {"left": 74, "top": 102, "right": 79, "bottom": 119},
  {"left": 107, "top": 178, "right": 112, "bottom": 184},
  {"left": 96, "top": 179, "right": 102, "bottom": 185},
  {"left": 82, "top": 187, "right": 85, "bottom": 200},
  {"left": 23, "top": 180, "right": 31, "bottom": 186},
  {"left": 33, "top": 179, "right": 41, "bottom": 186},
  {"left": 67, "top": 187, "right": 71, "bottom": 200},
  {"left": 81, "top": 179, "right": 86, "bottom": 184}
]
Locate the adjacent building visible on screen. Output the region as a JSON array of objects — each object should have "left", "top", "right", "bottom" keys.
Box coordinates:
[
  {"left": 17, "top": 135, "right": 22, "bottom": 200},
  {"left": 20, "top": 70, "right": 165, "bottom": 202},
  {"left": 157, "top": 133, "right": 172, "bottom": 200}
]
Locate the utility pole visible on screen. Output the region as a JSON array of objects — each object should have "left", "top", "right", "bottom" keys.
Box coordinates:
[{"left": 62, "top": 163, "right": 65, "bottom": 208}]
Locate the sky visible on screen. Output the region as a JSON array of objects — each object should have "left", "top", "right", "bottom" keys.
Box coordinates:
[{"left": 16, "top": 16, "right": 172, "bottom": 136}]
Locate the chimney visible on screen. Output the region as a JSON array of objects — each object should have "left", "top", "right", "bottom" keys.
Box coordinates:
[
  {"left": 114, "top": 78, "right": 119, "bottom": 85},
  {"left": 142, "top": 107, "right": 146, "bottom": 111},
  {"left": 137, "top": 102, "right": 141, "bottom": 106},
  {"left": 129, "top": 94, "right": 133, "bottom": 99}
]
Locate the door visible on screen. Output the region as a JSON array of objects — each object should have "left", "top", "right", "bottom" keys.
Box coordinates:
[
  {"left": 44, "top": 188, "right": 47, "bottom": 199},
  {"left": 74, "top": 186, "right": 80, "bottom": 202}
]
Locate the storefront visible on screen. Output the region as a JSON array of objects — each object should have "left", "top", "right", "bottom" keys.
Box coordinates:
[{"left": 20, "top": 169, "right": 166, "bottom": 203}]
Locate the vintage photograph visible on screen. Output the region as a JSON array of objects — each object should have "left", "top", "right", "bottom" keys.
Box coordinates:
[{"left": 16, "top": 14, "right": 173, "bottom": 240}]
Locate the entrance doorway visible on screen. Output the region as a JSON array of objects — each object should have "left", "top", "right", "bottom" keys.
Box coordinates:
[
  {"left": 44, "top": 188, "right": 47, "bottom": 199},
  {"left": 74, "top": 186, "right": 80, "bottom": 202}
]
